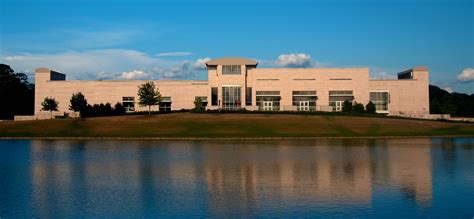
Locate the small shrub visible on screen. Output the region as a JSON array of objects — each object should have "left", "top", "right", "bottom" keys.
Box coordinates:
[
  {"left": 342, "top": 100, "right": 352, "bottom": 112},
  {"left": 366, "top": 101, "right": 376, "bottom": 114},
  {"left": 114, "top": 102, "right": 126, "bottom": 115},
  {"left": 352, "top": 102, "right": 365, "bottom": 113},
  {"left": 194, "top": 97, "right": 204, "bottom": 111}
]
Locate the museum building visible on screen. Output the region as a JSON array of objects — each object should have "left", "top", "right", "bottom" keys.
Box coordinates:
[{"left": 32, "top": 57, "right": 430, "bottom": 119}]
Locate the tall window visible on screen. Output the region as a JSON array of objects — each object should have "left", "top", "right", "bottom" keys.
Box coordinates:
[
  {"left": 256, "top": 91, "right": 280, "bottom": 111},
  {"left": 159, "top": 97, "right": 172, "bottom": 111},
  {"left": 211, "top": 87, "right": 218, "bottom": 106},
  {"left": 292, "top": 91, "right": 317, "bottom": 111},
  {"left": 122, "top": 96, "right": 135, "bottom": 112},
  {"left": 246, "top": 87, "right": 252, "bottom": 106},
  {"left": 370, "top": 91, "right": 390, "bottom": 112},
  {"left": 222, "top": 86, "right": 241, "bottom": 110},
  {"left": 222, "top": 65, "right": 241, "bottom": 75},
  {"left": 329, "top": 90, "right": 354, "bottom": 111}
]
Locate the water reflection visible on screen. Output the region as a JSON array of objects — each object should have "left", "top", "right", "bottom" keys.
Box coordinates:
[{"left": 1, "top": 138, "right": 471, "bottom": 217}]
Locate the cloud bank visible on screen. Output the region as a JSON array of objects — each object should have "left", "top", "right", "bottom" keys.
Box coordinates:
[
  {"left": 457, "top": 68, "right": 474, "bottom": 82},
  {"left": 1, "top": 49, "right": 210, "bottom": 81}
]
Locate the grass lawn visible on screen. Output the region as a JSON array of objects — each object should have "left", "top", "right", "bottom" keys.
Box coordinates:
[{"left": 1, "top": 112, "right": 473, "bottom": 138}]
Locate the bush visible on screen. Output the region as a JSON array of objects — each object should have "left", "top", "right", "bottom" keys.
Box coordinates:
[
  {"left": 342, "top": 100, "right": 352, "bottom": 112},
  {"left": 114, "top": 102, "right": 126, "bottom": 115},
  {"left": 352, "top": 102, "right": 365, "bottom": 113},
  {"left": 81, "top": 102, "right": 126, "bottom": 118},
  {"left": 366, "top": 101, "right": 376, "bottom": 114},
  {"left": 194, "top": 97, "right": 204, "bottom": 111}
]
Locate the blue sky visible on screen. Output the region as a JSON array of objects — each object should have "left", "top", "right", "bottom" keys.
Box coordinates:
[{"left": 1, "top": 0, "right": 473, "bottom": 93}]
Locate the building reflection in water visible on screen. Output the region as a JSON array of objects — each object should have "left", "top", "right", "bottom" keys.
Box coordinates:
[{"left": 29, "top": 138, "right": 441, "bottom": 217}]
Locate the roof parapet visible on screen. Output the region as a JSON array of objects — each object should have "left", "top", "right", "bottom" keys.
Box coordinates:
[{"left": 206, "top": 57, "right": 258, "bottom": 66}]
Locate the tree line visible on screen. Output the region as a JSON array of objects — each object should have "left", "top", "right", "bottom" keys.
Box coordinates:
[
  {"left": 430, "top": 85, "right": 474, "bottom": 117},
  {"left": 0, "top": 64, "right": 34, "bottom": 119}
]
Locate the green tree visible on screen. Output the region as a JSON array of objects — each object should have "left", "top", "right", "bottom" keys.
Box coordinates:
[
  {"left": 0, "top": 64, "right": 34, "bottom": 119},
  {"left": 194, "top": 97, "right": 204, "bottom": 111},
  {"left": 69, "top": 92, "right": 88, "bottom": 117},
  {"left": 41, "top": 97, "right": 59, "bottom": 119},
  {"left": 342, "top": 100, "right": 352, "bottom": 112},
  {"left": 365, "top": 101, "right": 376, "bottom": 114},
  {"left": 137, "top": 82, "right": 161, "bottom": 116},
  {"left": 352, "top": 102, "right": 365, "bottom": 113}
]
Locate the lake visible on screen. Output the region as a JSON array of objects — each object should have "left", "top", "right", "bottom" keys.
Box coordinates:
[{"left": 0, "top": 138, "right": 473, "bottom": 218}]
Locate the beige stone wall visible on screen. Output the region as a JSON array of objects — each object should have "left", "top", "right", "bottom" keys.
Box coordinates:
[
  {"left": 35, "top": 68, "right": 209, "bottom": 116},
  {"left": 248, "top": 68, "right": 370, "bottom": 107},
  {"left": 369, "top": 69, "right": 429, "bottom": 116},
  {"left": 34, "top": 64, "right": 429, "bottom": 119}
]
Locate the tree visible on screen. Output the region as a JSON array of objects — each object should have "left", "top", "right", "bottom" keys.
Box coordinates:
[
  {"left": 342, "top": 100, "right": 352, "bottom": 112},
  {"left": 41, "top": 97, "right": 59, "bottom": 119},
  {"left": 194, "top": 97, "right": 204, "bottom": 111},
  {"left": 0, "top": 64, "right": 34, "bottom": 119},
  {"left": 352, "top": 102, "right": 365, "bottom": 113},
  {"left": 69, "top": 92, "right": 88, "bottom": 117},
  {"left": 137, "top": 82, "right": 161, "bottom": 116},
  {"left": 365, "top": 101, "right": 376, "bottom": 114}
]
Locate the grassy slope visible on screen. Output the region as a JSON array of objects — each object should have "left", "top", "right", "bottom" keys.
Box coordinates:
[{"left": 1, "top": 112, "right": 473, "bottom": 138}]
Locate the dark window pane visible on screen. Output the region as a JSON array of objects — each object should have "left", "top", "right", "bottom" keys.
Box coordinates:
[{"left": 211, "top": 87, "right": 218, "bottom": 106}]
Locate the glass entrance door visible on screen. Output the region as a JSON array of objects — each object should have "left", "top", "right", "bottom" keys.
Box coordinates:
[
  {"left": 299, "top": 101, "right": 309, "bottom": 111},
  {"left": 335, "top": 101, "right": 344, "bottom": 111},
  {"left": 263, "top": 101, "right": 273, "bottom": 111}
]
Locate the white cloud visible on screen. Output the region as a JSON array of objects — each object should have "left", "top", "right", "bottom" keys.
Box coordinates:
[
  {"left": 457, "top": 68, "right": 474, "bottom": 82},
  {"left": 0, "top": 49, "right": 209, "bottom": 81},
  {"left": 276, "top": 53, "right": 316, "bottom": 68},
  {"left": 156, "top": 52, "right": 193, "bottom": 57},
  {"left": 443, "top": 87, "right": 453, "bottom": 93},
  {"left": 115, "top": 70, "right": 151, "bottom": 80},
  {"left": 192, "top": 57, "right": 211, "bottom": 70}
]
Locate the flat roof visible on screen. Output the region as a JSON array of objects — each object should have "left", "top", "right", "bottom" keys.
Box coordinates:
[{"left": 206, "top": 57, "right": 258, "bottom": 66}]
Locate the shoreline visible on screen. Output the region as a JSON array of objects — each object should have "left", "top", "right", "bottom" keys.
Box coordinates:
[{"left": 1, "top": 135, "right": 472, "bottom": 140}]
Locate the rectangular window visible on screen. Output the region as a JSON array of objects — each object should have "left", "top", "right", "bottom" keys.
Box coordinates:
[
  {"left": 222, "top": 65, "right": 241, "bottom": 75},
  {"left": 211, "top": 87, "right": 218, "bottom": 106},
  {"left": 370, "top": 91, "right": 390, "bottom": 112},
  {"left": 246, "top": 87, "right": 252, "bottom": 106},
  {"left": 292, "top": 91, "right": 317, "bottom": 111},
  {"left": 222, "top": 86, "right": 241, "bottom": 110},
  {"left": 159, "top": 97, "right": 172, "bottom": 111},
  {"left": 122, "top": 96, "right": 135, "bottom": 112},
  {"left": 256, "top": 91, "right": 280, "bottom": 111},
  {"left": 329, "top": 90, "right": 354, "bottom": 111}
]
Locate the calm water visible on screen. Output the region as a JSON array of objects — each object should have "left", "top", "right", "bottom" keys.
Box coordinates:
[{"left": 0, "top": 138, "right": 473, "bottom": 218}]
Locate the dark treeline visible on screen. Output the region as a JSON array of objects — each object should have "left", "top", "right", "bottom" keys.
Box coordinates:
[
  {"left": 430, "top": 85, "right": 474, "bottom": 117},
  {"left": 0, "top": 64, "right": 35, "bottom": 119}
]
